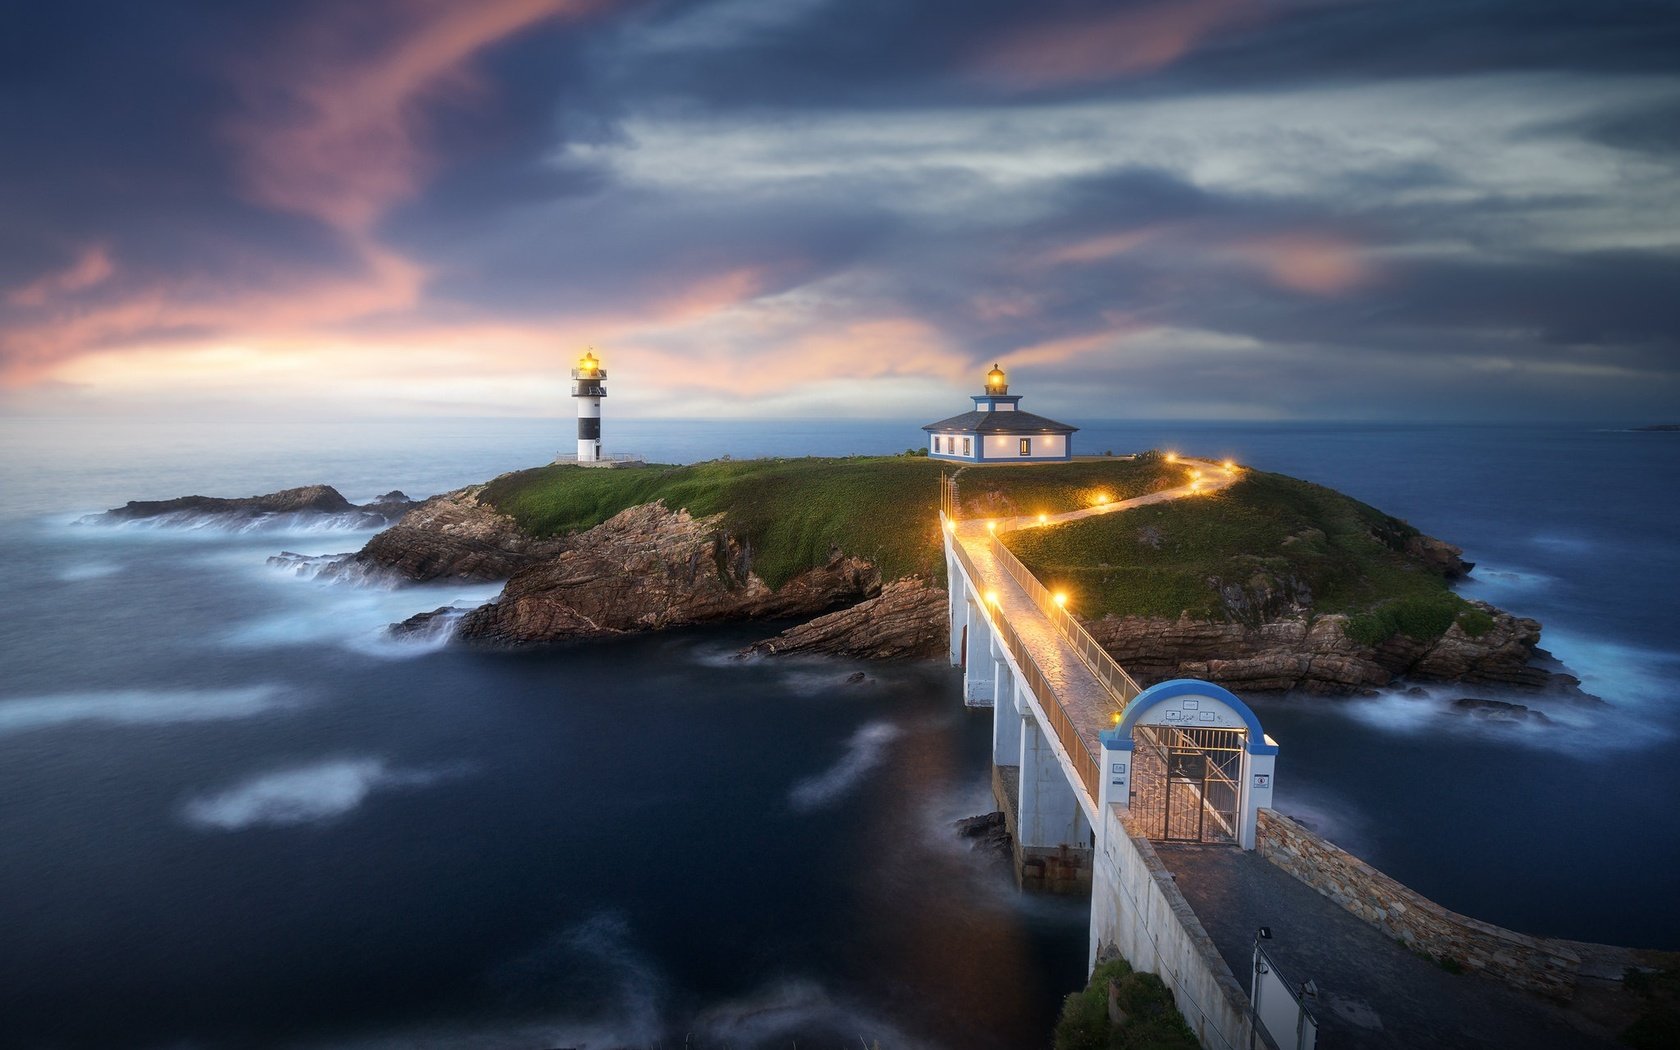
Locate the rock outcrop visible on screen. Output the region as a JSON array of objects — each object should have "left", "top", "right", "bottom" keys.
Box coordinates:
[
  {"left": 344, "top": 488, "right": 572, "bottom": 582},
  {"left": 455, "top": 501, "right": 878, "bottom": 645},
  {"left": 84, "top": 485, "right": 414, "bottom": 530},
  {"left": 743, "top": 577, "right": 947, "bottom": 660},
  {"left": 1080, "top": 601, "right": 1582, "bottom": 696}
]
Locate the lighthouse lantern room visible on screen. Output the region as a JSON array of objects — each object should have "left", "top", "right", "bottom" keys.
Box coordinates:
[{"left": 572, "top": 349, "right": 606, "bottom": 462}]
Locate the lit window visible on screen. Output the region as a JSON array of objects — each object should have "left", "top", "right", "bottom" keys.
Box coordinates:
[{"left": 1020, "top": 438, "right": 1031, "bottom": 456}]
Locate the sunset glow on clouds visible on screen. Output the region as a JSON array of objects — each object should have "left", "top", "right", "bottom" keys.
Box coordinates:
[{"left": 1, "top": 0, "right": 1677, "bottom": 420}]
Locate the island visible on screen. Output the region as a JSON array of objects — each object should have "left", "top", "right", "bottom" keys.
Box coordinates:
[{"left": 326, "top": 453, "right": 1584, "bottom": 700}]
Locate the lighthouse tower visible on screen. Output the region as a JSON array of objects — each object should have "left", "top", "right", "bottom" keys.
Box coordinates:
[{"left": 571, "top": 349, "right": 606, "bottom": 462}]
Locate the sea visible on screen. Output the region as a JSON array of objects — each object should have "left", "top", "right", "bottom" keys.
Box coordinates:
[{"left": 0, "top": 416, "right": 1676, "bottom": 1049}]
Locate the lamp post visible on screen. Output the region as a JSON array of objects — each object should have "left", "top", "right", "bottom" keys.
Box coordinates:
[{"left": 1249, "top": 926, "right": 1273, "bottom": 1050}]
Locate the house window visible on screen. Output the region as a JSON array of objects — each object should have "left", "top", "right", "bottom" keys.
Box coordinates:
[
  {"left": 962, "top": 437, "right": 972, "bottom": 456},
  {"left": 1020, "top": 438, "right": 1031, "bottom": 456},
  {"left": 933, "top": 436, "right": 941, "bottom": 453}
]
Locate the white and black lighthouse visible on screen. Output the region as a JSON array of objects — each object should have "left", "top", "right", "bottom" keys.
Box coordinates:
[{"left": 571, "top": 349, "right": 606, "bottom": 462}]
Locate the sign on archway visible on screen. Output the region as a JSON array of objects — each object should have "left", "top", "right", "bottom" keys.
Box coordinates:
[{"left": 1098, "top": 680, "right": 1278, "bottom": 850}]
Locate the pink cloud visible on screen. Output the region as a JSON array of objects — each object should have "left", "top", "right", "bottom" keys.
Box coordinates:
[
  {"left": 1033, "top": 228, "right": 1161, "bottom": 268},
  {"left": 7, "top": 245, "right": 115, "bottom": 307},
  {"left": 974, "top": 0, "right": 1266, "bottom": 88},
  {"left": 229, "top": 0, "right": 607, "bottom": 234},
  {"left": 1222, "top": 233, "right": 1379, "bottom": 296}
]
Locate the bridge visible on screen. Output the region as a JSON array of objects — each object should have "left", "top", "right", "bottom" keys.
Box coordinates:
[
  {"left": 937, "top": 462, "right": 1625, "bottom": 1050},
  {"left": 940, "top": 461, "right": 1294, "bottom": 1048}
]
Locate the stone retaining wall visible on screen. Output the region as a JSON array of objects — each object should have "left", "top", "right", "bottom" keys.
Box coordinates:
[{"left": 1256, "top": 809, "right": 1581, "bottom": 999}]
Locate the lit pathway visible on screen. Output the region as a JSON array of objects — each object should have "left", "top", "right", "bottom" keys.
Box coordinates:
[{"left": 947, "top": 458, "right": 1241, "bottom": 798}]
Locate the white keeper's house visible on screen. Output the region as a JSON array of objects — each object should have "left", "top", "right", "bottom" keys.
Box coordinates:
[{"left": 923, "top": 364, "right": 1078, "bottom": 462}]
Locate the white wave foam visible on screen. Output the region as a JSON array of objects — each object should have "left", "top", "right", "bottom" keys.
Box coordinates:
[
  {"left": 55, "top": 561, "right": 123, "bottom": 581},
  {"left": 788, "top": 720, "right": 901, "bottom": 811},
  {"left": 1457, "top": 563, "right": 1555, "bottom": 600},
  {"left": 78, "top": 510, "right": 396, "bottom": 535},
  {"left": 181, "top": 757, "right": 463, "bottom": 831},
  {"left": 1312, "top": 680, "right": 1654, "bottom": 751},
  {"left": 222, "top": 581, "right": 500, "bottom": 656},
  {"left": 693, "top": 978, "right": 933, "bottom": 1050},
  {"left": 0, "top": 685, "right": 291, "bottom": 737}
]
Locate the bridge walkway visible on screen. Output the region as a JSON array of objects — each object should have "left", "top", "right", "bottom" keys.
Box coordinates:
[{"left": 947, "top": 457, "right": 1240, "bottom": 807}]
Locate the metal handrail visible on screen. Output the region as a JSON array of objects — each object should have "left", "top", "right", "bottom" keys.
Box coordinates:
[
  {"left": 947, "top": 521, "right": 1101, "bottom": 801},
  {"left": 988, "top": 533, "right": 1143, "bottom": 709}
]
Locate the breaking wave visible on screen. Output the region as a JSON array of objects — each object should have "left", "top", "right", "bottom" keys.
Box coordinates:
[
  {"left": 788, "top": 720, "right": 901, "bottom": 811},
  {"left": 0, "top": 685, "right": 292, "bottom": 737},
  {"left": 76, "top": 510, "right": 399, "bottom": 534},
  {"left": 181, "top": 757, "right": 465, "bottom": 831}
]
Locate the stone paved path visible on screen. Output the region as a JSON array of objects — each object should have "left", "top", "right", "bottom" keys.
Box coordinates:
[{"left": 1156, "top": 844, "right": 1624, "bottom": 1050}]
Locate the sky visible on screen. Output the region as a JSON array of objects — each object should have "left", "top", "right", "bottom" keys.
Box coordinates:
[{"left": 2, "top": 0, "right": 1677, "bottom": 422}]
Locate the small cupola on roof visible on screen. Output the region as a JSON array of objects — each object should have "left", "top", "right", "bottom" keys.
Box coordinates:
[{"left": 922, "top": 364, "right": 1077, "bottom": 463}]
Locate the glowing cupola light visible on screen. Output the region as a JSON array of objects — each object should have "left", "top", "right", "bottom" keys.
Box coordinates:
[{"left": 571, "top": 348, "right": 606, "bottom": 462}]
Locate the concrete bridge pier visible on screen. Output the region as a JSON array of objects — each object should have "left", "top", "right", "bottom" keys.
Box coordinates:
[
  {"left": 1013, "top": 705, "right": 1094, "bottom": 894},
  {"left": 990, "top": 634, "right": 1021, "bottom": 766},
  {"left": 946, "top": 553, "right": 967, "bottom": 667},
  {"left": 963, "top": 594, "right": 995, "bottom": 706}
]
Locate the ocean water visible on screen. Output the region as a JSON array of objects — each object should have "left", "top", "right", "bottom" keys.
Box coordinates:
[{"left": 0, "top": 416, "right": 1676, "bottom": 1048}]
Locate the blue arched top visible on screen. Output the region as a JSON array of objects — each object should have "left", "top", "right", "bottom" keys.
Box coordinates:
[{"left": 1101, "top": 678, "right": 1277, "bottom": 755}]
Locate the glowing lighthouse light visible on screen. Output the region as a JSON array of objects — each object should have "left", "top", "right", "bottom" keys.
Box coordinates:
[{"left": 572, "top": 348, "right": 607, "bottom": 462}]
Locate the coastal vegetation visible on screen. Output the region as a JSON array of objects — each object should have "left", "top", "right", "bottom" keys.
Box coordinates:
[
  {"left": 1005, "top": 470, "right": 1479, "bottom": 643},
  {"left": 480, "top": 457, "right": 1480, "bottom": 645},
  {"left": 1052, "top": 958, "right": 1199, "bottom": 1050},
  {"left": 479, "top": 457, "right": 949, "bottom": 588}
]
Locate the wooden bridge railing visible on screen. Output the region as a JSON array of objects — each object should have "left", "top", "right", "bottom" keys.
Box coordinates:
[{"left": 947, "top": 518, "right": 1102, "bottom": 802}]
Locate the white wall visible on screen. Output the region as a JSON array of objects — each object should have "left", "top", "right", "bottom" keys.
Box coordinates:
[
  {"left": 1090, "top": 804, "right": 1258, "bottom": 1050},
  {"left": 981, "top": 433, "right": 1067, "bottom": 459}
]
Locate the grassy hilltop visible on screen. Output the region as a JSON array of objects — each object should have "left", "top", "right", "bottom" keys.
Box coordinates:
[{"left": 478, "top": 454, "right": 1478, "bottom": 645}]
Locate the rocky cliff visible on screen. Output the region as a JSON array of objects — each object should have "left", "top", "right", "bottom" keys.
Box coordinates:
[
  {"left": 743, "top": 578, "right": 948, "bottom": 660},
  {"left": 1080, "top": 604, "right": 1583, "bottom": 696},
  {"left": 455, "top": 501, "right": 879, "bottom": 645},
  {"left": 343, "top": 488, "right": 572, "bottom": 583}
]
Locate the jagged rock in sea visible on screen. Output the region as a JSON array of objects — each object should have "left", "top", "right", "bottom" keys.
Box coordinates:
[
  {"left": 455, "top": 502, "right": 878, "bottom": 645},
  {"left": 346, "top": 489, "right": 573, "bottom": 583},
  {"left": 387, "top": 605, "right": 472, "bottom": 642},
  {"left": 955, "top": 812, "right": 1012, "bottom": 858},
  {"left": 742, "top": 578, "right": 947, "bottom": 660},
  {"left": 1451, "top": 697, "right": 1555, "bottom": 724},
  {"left": 82, "top": 485, "right": 415, "bottom": 531}
]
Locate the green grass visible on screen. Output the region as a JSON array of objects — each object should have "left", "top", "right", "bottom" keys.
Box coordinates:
[
  {"left": 477, "top": 457, "right": 950, "bottom": 589},
  {"left": 1053, "top": 958, "right": 1200, "bottom": 1050},
  {"left": 954, "top": 458, "right": 1184, "bottom": 519},
  {"left": 477, "top": 457, "right": 1474, "bottom": 642},
  {"left": 1004, "top": 470, "right": 1476, "bottom": 640}
]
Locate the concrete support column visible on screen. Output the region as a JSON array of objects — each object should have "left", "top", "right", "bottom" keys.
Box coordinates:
[
  {"left": 963, "top": 597, "right": 994, "bottom": 706},
  {"left": 946, "top": 550, "right": 966, "bottom": 667},
  {"left": 1239, "top": 737, "right": 1278, "bottom": 850},
  {"left": 992, "top": 662, "right": 1021, "bottom": 766},
  {"left": 1018, "top": 709, "right": 1087, "bottom": 848}
]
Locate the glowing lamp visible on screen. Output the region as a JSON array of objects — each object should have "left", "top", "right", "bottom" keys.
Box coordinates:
[
  {"left": 1111, "top": 712, "right": 1122, "bottom": 726},
  {"left": 1165, "top": 452, "right": 1178, "bottom": 463},
  {"left": 1038, "top": 513, "right": 1048, "bottom": 524},
  {"left": 1096, "top": 494, "right": 1110, "bottom": 506},
  {"left": 1222, "top": 459, "right": 1235, "bottom": 471},
  {"left": 1053, "top": 592, "right": 1067, "bottom": 608},
  {"left": 986, "top": 520, "right": 997, "bottom": 533},
  {"left": 984, "top": 590, "right": 998, "bottom": 605}
]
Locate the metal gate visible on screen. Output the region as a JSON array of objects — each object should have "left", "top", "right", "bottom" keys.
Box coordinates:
[{"left": 1131, "top": 725, "right": 1244, "bottom": 844}]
